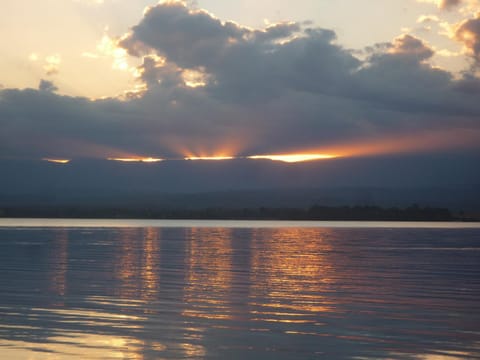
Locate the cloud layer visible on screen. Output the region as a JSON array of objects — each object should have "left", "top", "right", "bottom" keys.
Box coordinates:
[{"left": 1, "top": 1, "right": 480, "bottom": 160}]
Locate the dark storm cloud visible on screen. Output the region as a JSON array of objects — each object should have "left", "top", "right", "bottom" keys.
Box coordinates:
[{"left": 1, "top": 0, "right": 480, "bottom": 159}]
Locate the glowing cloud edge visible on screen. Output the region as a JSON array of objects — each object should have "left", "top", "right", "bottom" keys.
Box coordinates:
[
  {"left": 247, "top": 154, "right": 338, "bottom": 163},
  {"left": 42, "top": 158, "right": 71, "bottom": 164},
  {"left": 107, "top": 157, "right": 163, "bottom": 163},
  {"left": 40, "top": 154, "right": 339, "bottom": 164},
  {"left": 184, "top": 156, "right": 235, "bottom": 161}
]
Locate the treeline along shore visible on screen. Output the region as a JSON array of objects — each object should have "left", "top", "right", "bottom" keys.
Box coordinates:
[{"left": 0, "top": 204, "right": 477, "bottom": 221}]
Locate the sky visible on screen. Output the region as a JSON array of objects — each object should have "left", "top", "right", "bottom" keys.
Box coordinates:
[{"left": 1, "top": 0, "right": 480, "bottom": 162}]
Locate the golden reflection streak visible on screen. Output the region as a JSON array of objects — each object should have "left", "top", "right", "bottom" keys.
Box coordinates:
[
  {"left": 114, "top": 228, "right": 161, "bottom": 302},
  {"left": 49, "top": 229, "right": 68, "bottom": 301},
  {"left": 250, "top": 228, "right": 335, "bottom": 322},
  {"left": 36, "top": 307, "right": 146, "bottom": 324},
  {"left": 0, "top": 333, "right": 145, "bottom": 360},
  {"left": 180, "top": 342, "right": 207, "bottom": 358},
  {"left": 141, "top": 227, "right": 160, "bottom": 302},
  {"left": 114, "top": 228, "right": 142, "bottom": 299},
  {"left": 183, "top": 228, "right": 234, "bottom": 321},
  {"left": 416, "top": 351, "right": 478, "bottom": 359}
]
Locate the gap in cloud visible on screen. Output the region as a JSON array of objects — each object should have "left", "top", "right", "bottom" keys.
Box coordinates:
[
  {"left": 42, "top": 158, "right": 71, "bottom": 164},
  {"left": 248, "top": 154, "right": 338, "bottom": 163},
  {"left": 107, "top": 157, "right": 164, "bottom": 163},
  {"left": 184, "top": 156, "right": 235, "bottom": 161}
]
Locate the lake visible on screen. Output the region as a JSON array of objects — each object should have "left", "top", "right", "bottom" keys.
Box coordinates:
[{"left": 0, "top": 219, "right": 479, "bottom": 359}]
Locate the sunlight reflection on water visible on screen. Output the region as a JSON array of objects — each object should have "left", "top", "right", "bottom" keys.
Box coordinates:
[{"left": 0, "top": 223, "right": 479, "bottom": 359}]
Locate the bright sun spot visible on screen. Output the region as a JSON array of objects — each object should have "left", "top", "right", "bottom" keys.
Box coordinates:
[
  {"left": 107, "top": 157, "right": 163, "bottom": 163},
  {"left": 248, "top": 154, "right": 338, "bottom": 163},
  {"left": 184, "top": 156, "right": 234, "bottom": 161},
  {"left": 96, "top": 34, "right": 131, "bottom": 71},
  {"left": 182, "top": 69, "right": 208, "bottom": 88},
  {"left": 42, "top": 158, "right": 71, "bottom": 164}
]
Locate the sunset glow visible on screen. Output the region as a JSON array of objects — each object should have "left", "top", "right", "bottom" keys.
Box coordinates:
[
  {"left": 42, "top": 158, "right": 71, "bottom": 164},
  {"left": 309, "top": 128, "right": 480, "bottom": 159},
  {"left": 184, "top": 156, "right": 235, "bottom": 161},
  {"left": 248, "top": 154, "right": 338, "bottom": 163},
  {"left": 172, "top": 139, "right": 249, "bottom": 164},
  {"left": 107, "top": 157, "right": 163, "bottom": 163},
  {"left": 2, "top": 0, "right": 480, "bottom": 358}
]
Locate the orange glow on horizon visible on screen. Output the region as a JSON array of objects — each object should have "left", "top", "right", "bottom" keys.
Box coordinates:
[
  {"left": 307, "top": 128, "right": 480, "bottom": 159},
  {"left": 161, "top": 131, "right": 254, "bottom": 164},
  {"left": 248, "top": 154, "right": 338, "bottom": 163},
  {"left": 39, "top": 128, "right": 479, "bottom": 166},
  {"left": 107, "top": 157, "right": 163, "bottom": 163},
  {"left": 184, "top": 156, "right": 234, "bottom": 161},
  {"left": 42, "top": 158, "right": 71, "bottom": 164}
]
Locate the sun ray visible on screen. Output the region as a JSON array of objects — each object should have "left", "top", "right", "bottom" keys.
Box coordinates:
[{"left": 184, "top": 156, "right": 235, "bottom": 161}]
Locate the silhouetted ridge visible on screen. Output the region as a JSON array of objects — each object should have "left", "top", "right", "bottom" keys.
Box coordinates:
[{"left": 0, "top": 204, "right": 459, "bottom": 221}]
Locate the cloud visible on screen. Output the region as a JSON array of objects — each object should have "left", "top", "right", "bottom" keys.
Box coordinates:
[
  {"left": 28, "top": 53, "right": 40, "bottom": 62},
  {"left": 1, "top": 1, "right": 480, "bottom": 160},
  {"left": 417, "top": 15, "right": 440, "bottom": 24},
  {"left": 454, "top": 73, "right": 480, "bottom": 92},
  {"left": 43, "top": 54, "right": 62, "bottom": 75},
  {"left": 119, "top": 1, "right": 248, "bottom": 68},
  {"left": 27, "top": 53, "right": 62, "bottom": 75},
  {"left": 119, "top": 2, "right": 359, "bottom": 104},
  {"left": 388, "top": 34, "right": 435, "bottom": 60},
  {"left": 455, "top": 14, "right": 480, "bottom": 66},
  {"left": 44, "top": 54, "right": 62, "bottom": 75},
  {"left": 38, "top": 79, "right": 58, "bottom": 93},
  {"left": 417, "top": 0, "right": 463, "bottom": 10},
  {"left": 440, "top": 0, "right": 462, "bottom": 9}
]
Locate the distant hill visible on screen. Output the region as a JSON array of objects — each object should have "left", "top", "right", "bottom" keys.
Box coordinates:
[{"left": 0, "top": 155, "right": 479, "bottom": 213}]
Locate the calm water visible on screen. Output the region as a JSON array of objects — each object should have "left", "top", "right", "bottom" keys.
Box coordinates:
[{"left": 0, "top": 220, "right": 479, "bottom": 359}]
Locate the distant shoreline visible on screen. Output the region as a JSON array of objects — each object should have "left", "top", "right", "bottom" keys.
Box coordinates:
[
  {"left": 1, "top": 218, "right": 480, "bottom": 230},
  {"left": 1, "top": 205, "right": 478, "bottom": 222}
]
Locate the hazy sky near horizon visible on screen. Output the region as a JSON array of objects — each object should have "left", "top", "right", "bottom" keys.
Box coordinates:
[{"left": 1, "top": 0, "right": 480, "bottom": 161}]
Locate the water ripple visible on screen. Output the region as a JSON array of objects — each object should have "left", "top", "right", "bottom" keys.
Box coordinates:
[{"left": 0, "top": 225, "right": 479, "bottom": 359}]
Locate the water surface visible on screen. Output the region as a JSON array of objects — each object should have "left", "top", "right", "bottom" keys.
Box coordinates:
[{"left": 0, "top": 220, "right": 479, "bottom": 359}]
